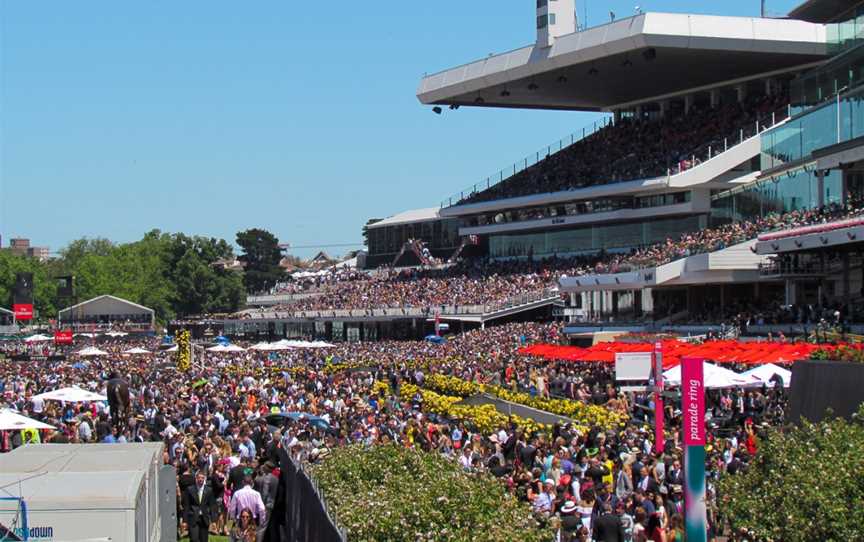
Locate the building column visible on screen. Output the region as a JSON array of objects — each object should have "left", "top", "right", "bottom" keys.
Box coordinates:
[
  {"left": 764, "top": 79, "right": 773, "bottom": 96},
  {"left": 784, "top": 280, "right": 796, "bottom": 306},
  {"left": 658, "top": 100, "right": 668, "bottom": 118},
  {"left": 710, "top": 89, "right": 719, "bottom": 108},
  {"left": 843, "top": 252, "right": 851, "bottom": 300},
  {"left": 817, "top": 170, "right": 826, "bottom": 207},
  {"left": 736, "top": 84, "right": 747, "bottom": 103},
  {"left": 684, "top": 94, "right": 694, "bottom": 114}
]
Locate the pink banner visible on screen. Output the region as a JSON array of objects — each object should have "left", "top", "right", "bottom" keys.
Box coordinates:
[{"left": 682, "top": 357, "right": 705, "bottom": 446}]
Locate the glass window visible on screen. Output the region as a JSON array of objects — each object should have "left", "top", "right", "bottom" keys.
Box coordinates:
[
  {"left": 537, "top": 0, "right": 547, "bottom": 8},
  {"left": 549, "top": 13, "right": 556, "bottom": 25},
  {"left": 537, "top": 15, "right": 548, "bottom": 29}
]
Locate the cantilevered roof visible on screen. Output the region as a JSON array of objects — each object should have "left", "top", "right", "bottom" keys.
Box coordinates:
[
  {"left": 366, "top": 207, "right": 442, "bottom": 229},
  {"left": 788, "top": 0, "right": 858, "bottom": 23},
  {"left": 417, "top": 13, "right": 827, "bottom": 111}
]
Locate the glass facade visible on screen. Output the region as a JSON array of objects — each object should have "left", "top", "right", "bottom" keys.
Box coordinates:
[
  {"left": 762, "top": 86, "right": 864, "bottom": 169},
  {"left": 366, "top": 218, "right": 460, "bottom": 257},
  {"left": 711, "top": 169, "right": 842, "bottom": 224},
  {"left": 489, "top": 215, "right": 706, "bottom": 258},
  {"left": 466, "top": 191, "right": 691, "bottom": 228}
]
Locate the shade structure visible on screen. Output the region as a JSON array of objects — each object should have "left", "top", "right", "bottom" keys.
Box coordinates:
[
  {"left": 249, "top": 342, "right": 274, "bottom": 351},
  {"left": 104, "top": 330, "right": 128, "bottom": 337},
  {"left": 741, "top": 363, "right": 792, "bottom": 388},
  {"left": 23, "top": 334, "right": 52, "bottom": 343},
  {"left": 206, "top": 344, "right": 227, "bottom": 352},
  {"left": 206, "top": 343, "right": 245, "bottom": 353},
  {"left": 662, "top": 363, "right": 760, "bottom": 389},
  {"left": 32, "top": 386, "right": 107, "bottom": 402},
  {"left": 519, "top": 339, "right": 821, "bottom": 366},
  {"left": 0, "top": 409, "right": 56, "bottom": 431},
  {"left": 76, "top": 346, "right": 109, "bottom": 357},
  {"left": 123, "top": 347, "right": 151, "bottom": 355}
]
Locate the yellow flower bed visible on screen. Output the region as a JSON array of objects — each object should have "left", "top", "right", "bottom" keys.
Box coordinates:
[
  {"left": 425, "top": 374, "right": 626, "bottom": 432},
  {"left": 396, "top": 382, "right": 550, "bottom": 436}
]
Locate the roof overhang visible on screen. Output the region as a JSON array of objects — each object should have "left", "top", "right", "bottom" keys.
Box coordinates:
[
  {"left": 788, "top": 0, "right": 859, "bottom": 23},
  {"left": 755, "top": 218, "right": 864, "bottom": 254},
  {"left": 418, "top": 13, "right": 827, "bottom": 111}
]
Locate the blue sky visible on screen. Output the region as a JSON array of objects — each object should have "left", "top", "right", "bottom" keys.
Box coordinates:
[{"left": 0, "top": 0, "right": 801, "bottom": 258}]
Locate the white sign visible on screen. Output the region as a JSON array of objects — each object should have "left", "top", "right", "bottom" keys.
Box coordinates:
[{"left": 615, "top": 352, "right": 653, "bottom": 382}]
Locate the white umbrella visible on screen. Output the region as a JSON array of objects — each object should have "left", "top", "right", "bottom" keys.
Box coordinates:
[
  {"left": 662, "top": 363, "right": 759, "bottom": 389},
  {"left": 105, "top": 331, "right": 128, "bottom": 337},
  {"left": 23, "top": 334, "right": 52, "bottom": 343},
  {"left": 123, "top": 347, "right": 152, "bottom": 355},
  {"left": 741, "top": 363, "right": 792, "bottom": 388},
  {"left": 206, "top": 344, "right": 227, "bottom": 352},
  {"left": 0, "top": 409, "right": 56, "bottom": 431},
  {"left": 77, "top": 346, "right": 109, "bottom": 357},
  {"left": 33, "top": 386, "right": 107, "bottom": 402},
  {"left": 222, "top": 344, "right": 246, "bottom": 353},
  {"left": 249, "top": 342, "right": 274, "bottom": 351}
]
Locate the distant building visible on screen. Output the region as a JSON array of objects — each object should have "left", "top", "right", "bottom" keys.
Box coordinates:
[{"left": 3, "top": 238, "right": 50, "bottom": 261}]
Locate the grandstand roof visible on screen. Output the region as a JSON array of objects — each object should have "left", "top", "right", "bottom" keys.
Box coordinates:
[
  {"left": 788, "top": 0, "right": 855, "bottom": 23},
  {"left": 417, "top": 13, "right": 827, "bottom": 111},
  {"left": 366, "top": 207, "right": 441, "bottom": 229}
]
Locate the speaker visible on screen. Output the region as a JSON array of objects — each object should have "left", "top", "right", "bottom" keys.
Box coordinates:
[{"left": 13, "top": 272, "right": 33, "bottom": 305}]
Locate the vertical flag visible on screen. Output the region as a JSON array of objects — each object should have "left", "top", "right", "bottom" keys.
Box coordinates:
[
  {"left": 653, "top": 341, "right": 664, "bottom": 455},
  {"left": 682, "top": 357, "right": 707, "bottom": 542}
]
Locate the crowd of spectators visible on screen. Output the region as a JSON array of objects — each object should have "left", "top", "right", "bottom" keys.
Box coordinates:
[
  {"left": 0, "top": 323, "right": 786, "bottom": 541},
  {"left": 240, "top": 199, "right": 864, "bottom": 320},
  {"left": 460, "top": 93, "right": 787, "bottom": 204}
]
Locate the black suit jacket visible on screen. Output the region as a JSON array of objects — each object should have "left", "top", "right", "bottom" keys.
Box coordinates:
[
  {"left": 183, "top": 484, "right": 217, "bottom": 525},
  {"left": 592, "top": 513, "right": 626, "bottom": 542}
]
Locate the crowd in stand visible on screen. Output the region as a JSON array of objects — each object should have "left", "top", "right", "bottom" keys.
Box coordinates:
[
  {"left": 460, "top": 94, "right": 787, "bottom": 204},
  {"left": 240, "top": 199, "right": 864, "bottom": 321},
  {"left": 0, "top": 323, "right": 788, "bottom": 541}
]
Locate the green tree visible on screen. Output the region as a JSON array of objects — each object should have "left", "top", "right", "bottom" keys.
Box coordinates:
[
  {"left": 236, "top": 228, "right": 284, "bottom": 293},
  {"left": 717, "top": 404, "right": 864, "bottom": 541}
]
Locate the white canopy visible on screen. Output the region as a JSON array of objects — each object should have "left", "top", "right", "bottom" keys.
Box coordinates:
[
  {"left": 77, "top": 346, "right": 109, "bottom": 357},
  {"left": 32, "top": 386, "right": 107, "bottom": 403},
  {"left": 23, "top": 334, "right": 52, "bottom": 343},
  {"left": 206, "top": 344, "right": 245, "bottom": 353},
  {"left": 741, "top": 363, "right": 792, "bottom": 388},
  {"left": 105, "top": 331, "right": 128, "bottom": 337},
  {"left": 273, "top": 339, "right": 335, "bottom": 349},
  {"left": 0, "top": 409, "right": 56, "bottom": 431},
  {"left": 249, "top": 342, "right": 274, "bottom": 351},
  {"left": 663, "top": 363, "right": 760, "bottom": 389},
  {"left": 123, "top": 347, "right": 151, "bottom": 355}
]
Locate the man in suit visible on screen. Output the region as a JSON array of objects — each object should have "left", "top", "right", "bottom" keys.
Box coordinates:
[
  {"left": 183, "top": 470, "right": 216, "bottom": 542},
  {"left": 592, "top": 504, "right": 626, "bottom": 542},
  {"left": 255, "top": 463, "right": 280, "bottom": 542}
]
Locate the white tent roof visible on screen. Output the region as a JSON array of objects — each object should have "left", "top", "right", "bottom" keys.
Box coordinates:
[
  {"left": 206, "top": 344, "right": 245, "bottom": 353},
  {"left": 249, "top": 342, "right": 274, "bottom": 351},
  {"left": 58, "top": 294, "right": 154, "bottom": 319},
  {"left": 105, "top": 330, "right": 128, "bottom": 337},
  {"left": 741, "top": 363, "right": 792, "bottom": 388},
  {"left": 123, "top": 347, "right": 151, "bottom": 355},
  {"left": 0, "top": 409, "right": 56, "bottom": 431},
  {"left": 77, "top": 346, "right": 109, "bottom": 357},
  {"left": 663, "top": 363, "right": 760, "bottom": 389},
  {"left": 24, "top": 334, "right": 52, "bottom": 343},
  {"left": 33, "top": 387, "right": 107, "bottom": 402}
]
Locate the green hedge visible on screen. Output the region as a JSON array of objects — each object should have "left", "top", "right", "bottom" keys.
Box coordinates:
[{"left": 717, "top": 405, "right": 864, "bottom": 541}]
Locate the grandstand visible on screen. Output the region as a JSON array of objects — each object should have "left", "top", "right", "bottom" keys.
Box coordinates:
[{"left": 213, "top": 1, "right": 864, "bottom": 342}]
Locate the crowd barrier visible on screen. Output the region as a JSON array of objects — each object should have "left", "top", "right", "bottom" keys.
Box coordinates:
[{"left": 267, "top": 448, "right": 346, "bottom": 542}]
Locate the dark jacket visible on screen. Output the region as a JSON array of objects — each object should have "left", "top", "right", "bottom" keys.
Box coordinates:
[
  {"left": 592, "top": 513, "right": 626, "bottom": 542},
  {"left": 183, "top": 483, "right": 217, "bottom": 525}
]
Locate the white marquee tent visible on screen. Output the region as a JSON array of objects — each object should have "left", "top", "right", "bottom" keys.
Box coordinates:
[
  {"left": 0, "top": 409, "right": 56, "bottom": 431},
  {"left": 32, "top": 387, "right": 107, "bottom": 403},
  {"left": 662, "top": 363, "right": 761, "bottom": 389}
]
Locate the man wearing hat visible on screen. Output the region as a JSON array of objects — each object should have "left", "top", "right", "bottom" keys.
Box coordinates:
[{"left": 559, "top": 500, "right": 581, "bottom": 537}]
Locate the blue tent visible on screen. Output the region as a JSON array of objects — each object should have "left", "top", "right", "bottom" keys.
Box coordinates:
[
  {"left": 162, "top": 335, "right": 174, "bottom": 344},
  {"left": 214, "top": 335, "right": 230, "bottom": 345},
  {"left": 424, "top": 335, "right": 446, "bottom": 344}
]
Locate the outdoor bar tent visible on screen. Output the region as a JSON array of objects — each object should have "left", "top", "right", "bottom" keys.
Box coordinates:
[{"left": 58, "top": 294, "right": 155, "bottom": 329}]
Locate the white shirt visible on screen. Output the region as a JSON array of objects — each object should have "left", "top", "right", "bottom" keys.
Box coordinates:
[{"left": 31, "top": 397, "right": 44, "bottom": 414}]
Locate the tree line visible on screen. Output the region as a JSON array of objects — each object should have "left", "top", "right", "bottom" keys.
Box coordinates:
[{"left": 0, "top": 228, "right": 286, "bottom": 323}]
